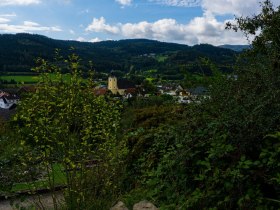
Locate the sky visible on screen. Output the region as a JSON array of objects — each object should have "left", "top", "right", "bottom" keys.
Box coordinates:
[{"left": 0, "top": 0, "right": 279, "bottom": 46}]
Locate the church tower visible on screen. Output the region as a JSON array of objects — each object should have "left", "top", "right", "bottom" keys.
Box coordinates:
[{"left": 108, "top": 76, "right": 118, "bottom": 94}]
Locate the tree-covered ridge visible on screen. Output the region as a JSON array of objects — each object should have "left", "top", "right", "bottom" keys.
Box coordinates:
[
  {"left": 219, "top": 44, "right": 250, "bottom": 52},
  {"left": 0, "top": 33, "right": 237, "bottom": 75}
]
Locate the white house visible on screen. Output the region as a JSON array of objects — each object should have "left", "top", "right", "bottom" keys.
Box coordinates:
[
  {"left": 177, "top": 96, "right": 192, "bottom": 104},
  {"left": 0, "top": 95, "right": 19, "bottom": 109}
]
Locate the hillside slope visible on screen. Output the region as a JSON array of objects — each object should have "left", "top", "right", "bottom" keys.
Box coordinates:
[{"left": 0, "top": 33, "right": 237, "bottom": 75}]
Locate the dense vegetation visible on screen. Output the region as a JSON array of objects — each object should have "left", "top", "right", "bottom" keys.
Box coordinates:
[
  {"left": 1, "top": 1, "right": 280, "bottom": 209},
  {"left": 118, "top": 2, "right": 280, "bottom": 209},
  {"left": 0, "top": 34, "right": 237, "bottom": 79},
  {"left": 1, "top": 52, "right": 123, "bottom": 209}
]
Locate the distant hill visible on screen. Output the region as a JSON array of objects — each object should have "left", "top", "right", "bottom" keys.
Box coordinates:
[
  {"left": 0, "top": 33, "right": 238, "bottom": 77},
  {"left": 219, "top": 44, "right": 250, "bottom": 52}
]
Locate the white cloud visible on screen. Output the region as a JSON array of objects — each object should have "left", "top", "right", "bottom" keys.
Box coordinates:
[
  {"left": 69, "top": 29, "right": 75, "bottom": 34},
  {"left": 49, "top": 26, "right": 61, "bottom": 32},
  {"left": 77, "top": 37, "right": 86, "bottom": 42},
  {"left": 202, "top": 0, "right": 260, "bottom": 16},
  {"left": 23, "top": 21, "right": 40, "bottom": 27},
  {"left": 0, "top": 0, "right": 41, "bottom": 6},
  {"left": 115, "top": 0, "right": 132, "bottom": 6},
  {"left": 147, "top": 0, "right": 280, "bottom": 14},
  {"left": 0, "top": 18, "right": 11, "bottom": 23},
  {"left": 0, "top": 13, "right": 16, "bottom": 24},
  {"left": 121, "top": 19, "right": 195, "bottom": 42},
  {"left": 202, "top": 0, "right": 280, "bottom": 16},
  {"left": 0, "top": 21, "right": 62, "bottom": 33},
  {"left": 149, "top": 0, "right": 201, "bottom": 7},
  {"left": 187, "top": 15, "right": 246, "bottom": 45},
  {"left": 90, "top": 37, "right": 102, "bottom": 43},
  {"left": 85, "top": 16, "right": 246, "bottom": 45},
  {"left": 0, "top": 13, "right": 17, "bottom": 17},
  {"left": 85, "top": 17, "right": 120, "bottom": 34},
  {"left": 75, "top": 37, "right": 102, "bottom": 43},
  {"left": 86, "top": 0, "right": 280, "bottom": 45}
]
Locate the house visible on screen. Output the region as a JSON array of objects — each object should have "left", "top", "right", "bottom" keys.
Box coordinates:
[
  {"left": 188, "top": 86, "right": 208, "bottom": 97},
  {"left": 0, "top": 95, "right": 19, "bottom": 109},
  {"left": 124, "top": 88, "right": 137, "bottom": 98},
  {"left": 165, "top": 90, "right": 177, "bottom": 96},
  {"left": 93, "top": 77, "right": 136, "bottom": 98},
  {"left": 93, "top": 87, "right": 108, "bottom": 96},
  {"left": 0, "top": 90, "right": 10, "bottom": 97},
  {"left": 178, "top": 90, "right": 191, "bottom": 97},
  {"left": 108, "top": 76, "right": 135, "bottom": 96},
  {"left": 178, "top": 96, "right": 192, "bottom": 104},
  {"left": 160, "top": 84, "right": 187, "bottom": 96}
]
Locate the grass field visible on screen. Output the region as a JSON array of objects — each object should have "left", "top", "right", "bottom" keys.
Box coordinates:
[
  {"left": 1, "top": 73, "right": 75, "bottom": 84},
  {"left": 156, "top": 55, "right": 168, "bottom": 62},
  {"left": 2, "top": 75, "right": 39, "bottom": 84}
]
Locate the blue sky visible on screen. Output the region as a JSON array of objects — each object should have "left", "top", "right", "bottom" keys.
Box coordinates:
[{"left": 0, "top": 0, "right": 279, "bottom": 45}]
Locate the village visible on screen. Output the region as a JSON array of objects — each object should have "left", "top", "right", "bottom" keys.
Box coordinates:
[{"left": 0, "top": 76, "right": 208, "bottom": 119}]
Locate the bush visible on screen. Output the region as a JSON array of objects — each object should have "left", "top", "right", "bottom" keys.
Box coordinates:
[{"left": 13, "top": 51, "right": 122, "bottom": 209}]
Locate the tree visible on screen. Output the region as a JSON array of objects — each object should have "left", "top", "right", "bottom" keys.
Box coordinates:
[
  {"left": 13, "top": 51, "right": 121, "bottom": 209},
  {"left": 226, "top": 0, "right": 280, "bottom": 58},
  {"left": 185, "top": 1, "right": 280, "bottom": 208}
]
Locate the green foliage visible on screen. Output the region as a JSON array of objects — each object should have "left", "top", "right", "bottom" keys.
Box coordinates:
[
  {"left": 0, "top": 34, "right": 236, "bottom": 77},
  {"left": 12, "top": 51, "right": 122, "bottom": 209},
  {"left": 126, "top": 95, "right": 174, "bottom": 109},
  {"left": 0, "top": 120, "right": 25, "bottom": 195},
  {"left": 119, "top": 1, "right": 280, "bottom": 209}
]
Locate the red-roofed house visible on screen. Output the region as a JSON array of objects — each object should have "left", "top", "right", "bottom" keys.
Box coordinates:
[{"left": 93, "top": 87, "right": 108, "bottom": 96}]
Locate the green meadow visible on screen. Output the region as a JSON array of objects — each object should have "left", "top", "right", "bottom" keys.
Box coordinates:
[
  {"left": 1, "top": 73, "right": 74, "bottom": 84},
  {"left": 2, "top": 75, "right": 39, "bottom": 84}
]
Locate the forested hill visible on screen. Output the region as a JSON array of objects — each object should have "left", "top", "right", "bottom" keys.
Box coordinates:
[
  {"left": 0, "top": 33, "right": 237, "bottom": 74},
  {"left": 219, "top": 44, "right": 250, "bottom": 52}
]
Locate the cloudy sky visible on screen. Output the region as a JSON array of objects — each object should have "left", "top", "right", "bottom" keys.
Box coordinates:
[{"left": 0, "top": 0, "right": 279, "bottom": 45}]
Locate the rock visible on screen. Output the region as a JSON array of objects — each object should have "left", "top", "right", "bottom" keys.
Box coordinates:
[
  {"left": 110, "top": 201, "right": 129, "bottom": 210},
  {"left": 133, "top": 200, "right": 158, "bottom": 210}
]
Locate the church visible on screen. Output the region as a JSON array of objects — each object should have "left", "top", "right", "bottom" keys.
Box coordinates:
[{"left": 107, "top": 76, "right": 136, "bottom": 96}]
